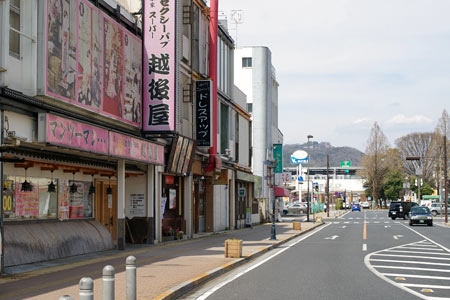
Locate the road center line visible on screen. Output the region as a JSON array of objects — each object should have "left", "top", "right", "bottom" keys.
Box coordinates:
[{"left": 363, "top": 223, "right": 367, "bottom": 240}]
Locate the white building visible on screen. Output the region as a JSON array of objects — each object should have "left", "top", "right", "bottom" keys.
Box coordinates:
[{"left": 234, "top": 47, "right": 282, "bottom": 220}]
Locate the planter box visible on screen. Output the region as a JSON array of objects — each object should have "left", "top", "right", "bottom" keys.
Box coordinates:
[
  {"left": 225, "top": 239, "right": 242, "bottom": 258},
  {"left": 293, "top": 222, "right": 301, "bottom": 231}
]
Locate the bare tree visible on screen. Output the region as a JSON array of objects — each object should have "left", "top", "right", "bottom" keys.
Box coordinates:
[
  {"left": 432, "top": 110, "right": 450, "bottom": 209},
  {"left": 360, "top": 122, "right": 390, "bottom": 207},
  {"left": 395, "top": 132, "right": 435, "bottom": 184}
]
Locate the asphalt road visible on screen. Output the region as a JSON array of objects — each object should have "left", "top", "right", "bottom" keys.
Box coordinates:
[{"left": 183, "top": 210, "right": 450, "bottom": 300}]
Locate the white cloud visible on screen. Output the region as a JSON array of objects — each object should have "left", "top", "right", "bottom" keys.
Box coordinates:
[
  {"left": 352, "top": 118, "right": 371, "bottom": 125},
  {"left": 385, "top": 114, "right": 433, "bottom": 125}
]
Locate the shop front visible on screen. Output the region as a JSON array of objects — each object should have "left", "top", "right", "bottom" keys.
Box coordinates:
[
  {"left": 235, "top": 170, "right": 261, "bottom": 227},
  {"left": 161, "top": 135, "right": 195, "bottom": 240},
  {"left": 0, "top": 113, "right": 164, "bottom": 268}
]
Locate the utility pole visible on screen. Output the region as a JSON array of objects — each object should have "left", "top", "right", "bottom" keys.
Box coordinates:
[
  {"left": 444, "top": 135, "right": 448, "bottom": 224},
  {"left": 326, "top": 155, "right": 330, "bottom": 218}
]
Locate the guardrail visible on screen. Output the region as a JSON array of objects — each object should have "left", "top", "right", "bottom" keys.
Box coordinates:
[{"left": 58, "top": 256, "right": 136, "bottom": 300}]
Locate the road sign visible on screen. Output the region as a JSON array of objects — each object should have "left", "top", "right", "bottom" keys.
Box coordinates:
[
  {"left": 341, "top": 161, "right": 351, "bottom": 167},
  {"left": 298, "top": 176, "right": 304, "bottom": 182},
  {"left": 291, "top": 150, "right": 308, "bottom": 164}
]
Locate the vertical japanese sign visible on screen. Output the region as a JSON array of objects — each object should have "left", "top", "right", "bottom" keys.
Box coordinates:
[
  {"left": 143, "top": 0, "right": 176, "bottom": 132},
  {"left": 195, "top": 80, "right": 212, "bottom": 146},
  {"left": 273, "top": 144, "right": 283, "bottom": 173}
]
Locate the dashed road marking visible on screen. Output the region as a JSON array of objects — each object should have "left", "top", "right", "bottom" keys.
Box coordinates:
[{"left": 362, "top": 244, "right": 367, "bottom": 251}]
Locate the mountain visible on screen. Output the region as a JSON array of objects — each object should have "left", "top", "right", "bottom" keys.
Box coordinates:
[{"left": 282, "top": 142, "right": 363, "bottom": 168}]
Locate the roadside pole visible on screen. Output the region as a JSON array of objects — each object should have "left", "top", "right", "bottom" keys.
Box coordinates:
[
  {"left": 326, "top": 155, "right": 330, "bottom": 218},
  {"left": 444, "top": 136, "right": 448, "bottom": 224}
]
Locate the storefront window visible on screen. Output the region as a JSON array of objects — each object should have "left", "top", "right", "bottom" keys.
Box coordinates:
[
  {"left": 2, "top": 176, "right": 93, "bottom": 221},
  {"left": 3, "top": 176, "right": 58, "bottom": 220}
]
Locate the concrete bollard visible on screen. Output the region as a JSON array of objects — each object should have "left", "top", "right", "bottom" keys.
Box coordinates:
[
  {"left": 103, "top": 265, "right": 115, "bottom": 300},
  {"left": 126, "top": 256, "right": 137, "bottom": 300},
  {"left": 58, "top": 296, "right": 75, "bottom": 300},
  {"left": 79, "top": 277, "right": 94, "bottom": 300}
]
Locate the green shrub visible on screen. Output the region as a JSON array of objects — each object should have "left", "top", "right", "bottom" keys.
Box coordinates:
[{"left": 335, "top": 199, "right": 343, "bottom": 210}]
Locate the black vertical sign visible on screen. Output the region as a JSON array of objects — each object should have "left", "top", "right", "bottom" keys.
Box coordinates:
[{"left": 195, "top": 80, "right": 212, "bottom": 146}]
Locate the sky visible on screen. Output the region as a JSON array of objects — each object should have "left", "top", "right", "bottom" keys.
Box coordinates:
[{"left": 218, "top": 0, "right": 450, "bottom": 151}]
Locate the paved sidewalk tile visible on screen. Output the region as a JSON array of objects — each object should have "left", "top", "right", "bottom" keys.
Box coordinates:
[{"left": 0, "top": 221, "right": 321, "bottom": 300}]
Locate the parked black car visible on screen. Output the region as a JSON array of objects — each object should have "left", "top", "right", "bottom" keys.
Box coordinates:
[
  {"left": 409, "top": 206, "right": 433, "bottom": 226},
  {"left": 388, "top": 201, "right": 419, "bottom": 220}
]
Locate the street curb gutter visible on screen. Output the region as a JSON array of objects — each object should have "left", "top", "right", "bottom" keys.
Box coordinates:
[{"left": 153, "top": 223, "right": 324, "bottom": 300}]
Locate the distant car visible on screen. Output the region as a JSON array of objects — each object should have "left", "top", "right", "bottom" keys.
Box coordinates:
[
  {"left": 361, "top": 202, "right": 370, "bottom": 209},
  {"left": 351, "top": 204, "right": 361, "bottom": 211},
  {"left": 287, "top": 203, "right": 307, "bottom": 215},
  {"left": 430, "top": 203, "right": 450, "bottom": 216},
  {"left": 389, "top": 201, "right": 419, "bottom": 220},
  {"left": 409, "top": 206, "right": 433, "bottom": 226},
  {"left": 342, "top": 202, "right": 350, "bottom": 209}
]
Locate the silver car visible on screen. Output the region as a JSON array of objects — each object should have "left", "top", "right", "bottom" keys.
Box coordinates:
[
  {"left": 430, "top": 203, "right": 450, "bottom": 216},
  {"left": 287, "top": 203, "right": 307, "bottom": 215}
]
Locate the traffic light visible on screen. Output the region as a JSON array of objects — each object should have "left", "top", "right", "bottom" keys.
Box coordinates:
[{"left": 313, "top": 182, "right": 319, "bottom": 193}]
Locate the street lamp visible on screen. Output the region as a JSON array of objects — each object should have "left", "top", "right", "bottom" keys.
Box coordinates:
[{"left": 306, "top": 135, "right": 313, "bottom": 222}]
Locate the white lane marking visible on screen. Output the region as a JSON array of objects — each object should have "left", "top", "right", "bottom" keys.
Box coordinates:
[
  {"left": 374, "top": 221, "right": 380, "bottom": 224},
  {"left": 384, "top": 221, "right": 389, "bottom": 224},
  {"left": 400, "top": 283, "right": 450, "bottom": 289},
  {"left": 393, "top": 235, "right": 403, "bottom": 240},
  {"left": 372, "top": 254, "right": 450, "bottom": 261},
  {"left": 325, "top": 235, "right": 339, "bottom": 240},
  {"left": 384, "top": 225, "right": 391, "bottom": 228},
  {"left": 341, "top": 226, "right": 347, "bottom": 228},
  {"left": 354, "top": 222, "right": 359, "bottom": 224},
  {"left": 381, "top": 273, "right": 450, "bottom": 281},
  {"left": 369, "top": 259, "right": 450, "bottom": 267},
  {"left": 344, "top": 221, "right": 350, "bottom": 224},
  {"left": 195, "top": 223, "right": 331, "bottom": 300},
  {"left": 381, "top": 250, "right": 450, "bottom": 256},
  {"left": 400, "top": 223, "right": 450, "bottom": 253},
  {"left": 407, "top": 243, "right": 439, "bottom": 248},
  {"left": 371, "top": 265, "right": 450, "bottom": 273},
  {"left": 362, "top": 244, "right": 367, "bottom": 251},
  {"left": 333, "top": 222, "right": 340, "bottom": 224},
  {"left": 399, "top": 246, "right": 443, "bottom": 251},
  {"left": 365, "top": 221, "right": 370, "bottom": 224},
  {"left": 356, "top": 217, "right": 361, "bottom": 220}
]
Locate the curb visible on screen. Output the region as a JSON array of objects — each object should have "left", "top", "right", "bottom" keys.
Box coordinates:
[{"left": 153, "top": 222, "right": 324, "bottom": 300}]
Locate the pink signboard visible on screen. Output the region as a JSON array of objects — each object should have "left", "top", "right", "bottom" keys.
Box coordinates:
[
  {"left": 109, "top": 131, "right": 165, "bottom": 165},
  {"left": 43, "top": 114, "right": 109, "bottom": 155},
  {"left": 45, "top": 0, "right": 142, "bottom": 127},
  {"left": 143, "top": 0, "right": 176, "bottom": 132}
]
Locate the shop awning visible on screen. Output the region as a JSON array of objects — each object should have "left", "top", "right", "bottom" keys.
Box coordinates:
[{"left": 274, "top": 186, "right": 290, "bottom": 197}]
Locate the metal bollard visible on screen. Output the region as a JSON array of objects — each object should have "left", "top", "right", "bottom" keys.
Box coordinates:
[
  {"left": 126, "top": 256, "right": 136, "bottom": 300},
  {"left": 79, "top": 277, "right": 94, "bottom": 300},
  {"left": 58, "top": 296, "right": 75, "bottom": 300},
  {"left": 103, "top": 265, "right": 115, "bottom": 300}
]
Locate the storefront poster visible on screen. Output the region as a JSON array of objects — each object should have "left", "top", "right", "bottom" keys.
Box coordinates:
[
  {"left": 58, "top": 180, "right": 70, "bottom": 221},
  {"left": 169, "top": 189, "right": 176, "bottom": 209},
  {"left": 15, "top": 180, "right": 39, "bottom": 217},
  {"left": 45, "top": 0, "right": 142, "bottom": 127},
  {"left": 2, "top": 181, "right": 15, "bottom": 216},
  {"left": 129, "top": 193, "right": 145, "bottom": 217},
  {"left": 161, "top": 196, "right": 167, "bottom": 219},
  {"left": 143, "top": 0, "right": 176, "bottom": 132}
]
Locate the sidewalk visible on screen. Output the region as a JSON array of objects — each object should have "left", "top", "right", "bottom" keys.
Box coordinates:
[{"left": 0, "top": 219, "right": 327, "bottom": 300}]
